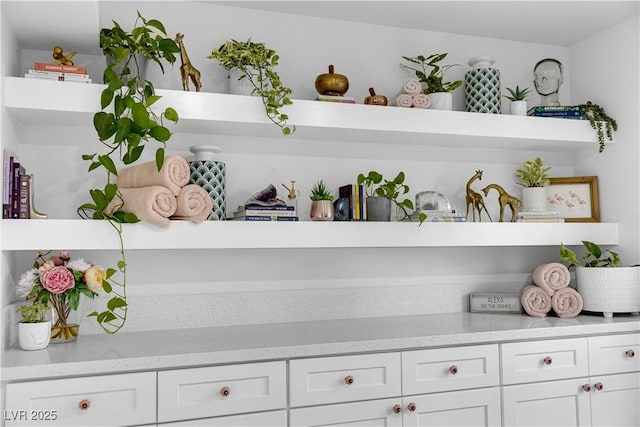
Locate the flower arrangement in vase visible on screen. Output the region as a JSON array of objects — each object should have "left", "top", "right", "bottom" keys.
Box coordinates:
[{"left": 17, "top": 251, "right": 111, "bottom": 343}]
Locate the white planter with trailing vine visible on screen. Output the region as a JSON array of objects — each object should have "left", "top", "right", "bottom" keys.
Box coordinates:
[
  {"left": 229, "top": 68, "right": 256, "bottom": 96},
  {"left": 521, "top": 187, "right": 547, "bottom": 212},
  {"left": 575, "top": 266, "right": 640, "bottom": 318}
]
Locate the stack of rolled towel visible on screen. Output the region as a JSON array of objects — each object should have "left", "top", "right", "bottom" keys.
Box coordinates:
[
  {"left": 521, "top": 263, "right": 583, "bottom": 318},
  {"left": 108, "top": 155, "right": 213, "bottom": 228},
  {"left": 395, "top": 78, "right": 432, "bottom": 109}
]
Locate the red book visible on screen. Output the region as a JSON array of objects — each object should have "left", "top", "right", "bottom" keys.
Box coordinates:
[{"left": 33, "top": 62, "right": 87, "bottom": 74}]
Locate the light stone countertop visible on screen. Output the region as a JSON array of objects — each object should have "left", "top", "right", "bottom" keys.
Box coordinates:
[{"left": 2, "top": 313, "right": 639, "bottom": 382}]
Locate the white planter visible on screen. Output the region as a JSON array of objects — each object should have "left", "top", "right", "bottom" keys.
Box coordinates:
[
  {"left": 521, "top": 187, "right": 547, "bottom": 212},
  {"left": 509, "top": 100, "right": 527, "bottom": 116},
  {"left": 18, "top": 321, "right": 51, "bottom": 351},
  {"left": 229, "top": 69, "right": 256, "bottom": 96},
  {"left": 427, "top": 92, "right": 453, "bottom": 110},
  {"left": 576, "top": 266, "right": 640, "bottom": 318}
]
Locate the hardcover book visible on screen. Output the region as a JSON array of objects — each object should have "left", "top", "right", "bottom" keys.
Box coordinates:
[
  {"left": 244, "top": 215, "right": 299, "bottom": 221},
  {"left": 33, "top": 62, "right": 87, "bottom": 74},
  {"left": 19, "top": 174, "right": 30, "bottom": 219}
]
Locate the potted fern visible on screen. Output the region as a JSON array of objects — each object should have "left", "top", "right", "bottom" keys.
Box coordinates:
[
  {"left": 577, "top": 101, "right": 617, "bottom": 153},
  {"left": 309, "top": 180, "right": 334, "bottom": 221},
  {"left": 504, "top": 85, "right": 530, "bottom": 116},
  {"left": 560, "top": 241, "right": 639, "bottom": 318},
  {"left": 400, "top": 53, "right": 462, "bottom": 110},
  {"left": 209, "top": 38, "right": 295, "bottom": 135},
  {"left": 515, "top": 157, "right": 551, "bottom": 212}
]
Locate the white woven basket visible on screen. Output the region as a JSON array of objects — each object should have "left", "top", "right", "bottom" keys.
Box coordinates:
[{"left": 576, "top": 266, "right": 640, "bottom": 318}]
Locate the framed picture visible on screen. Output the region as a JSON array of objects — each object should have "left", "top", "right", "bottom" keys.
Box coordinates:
[{"left": 546, "top": 176, "right": 600, "bottom": 222}]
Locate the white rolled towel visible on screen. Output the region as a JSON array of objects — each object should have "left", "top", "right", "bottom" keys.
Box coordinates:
[
  {"left": 395, "top": 93, "right": 413, "bottom": 108},
  {"left": 412, "top": 93, "right": 431, "bottom": 109},
  {"left": 402, "top": 78, "right": 422, "bottom": 95}
]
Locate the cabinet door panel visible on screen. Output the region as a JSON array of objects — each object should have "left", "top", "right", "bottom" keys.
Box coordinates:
[
  {"left": 289, "top": 398, "right": 402, "bottom": 427},
  {"left": 590, "top": 372, "right": 640, "bottom": 427},
  {"left": 502, "top": 378, "right": 591, "bottom": 427},
  {"left": 402, "top": 344, "right": 499, "bottom": 394},
  {"left": 163, "top": 409, "right": 287, "bottom": 426},
  {"left": 501, "top": 338, "right": 588, "bottom": 385},
  {"left": 588, "top": 333, "right": 640, "bottom": 375},
  {"left": 403, "top": 387, "right": 501, "bottom": 427}
]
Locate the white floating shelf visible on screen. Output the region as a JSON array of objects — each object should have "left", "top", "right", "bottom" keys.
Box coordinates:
[
  {"left": 2, "top": 220, "right": 619, "bottom": 251},
  {"left": 4, "top": 77, "right": 602, "bottom": 153}
]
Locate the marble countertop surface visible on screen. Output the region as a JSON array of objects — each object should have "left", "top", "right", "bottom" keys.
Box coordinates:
[{"left": 2, "top": 313, "right": 639, "bottom": 382}]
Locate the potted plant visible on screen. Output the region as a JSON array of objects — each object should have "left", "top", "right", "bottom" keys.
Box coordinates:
[
  {"left": 560, "top": 241, "right": 639, "bottom": 318},
  {"left": 515, "top": 157, "right": 551, "bottom": 212},
  {"left": 504, "top": 85, "right": 530, "bottom": 116},
  {"left": 400, "top": 53, "right": 463, "bottom": 110},
  {"left": 16, "top": 302, "right": 51, "bottom": 351},
  {"left": 209, "top": 38, "right": 295, "bottom": 135},
  {"left": 78, "top": 12, "right": 180, "bottom": 334},
  {"left": 309, "top": 180, "right": 335, "bottom": 221},
  {"left": 576, "top": 101, "right": 618, "bottom": 153},
  {"left": 357, "top": 171, "right": 425, "bottom": 223}
]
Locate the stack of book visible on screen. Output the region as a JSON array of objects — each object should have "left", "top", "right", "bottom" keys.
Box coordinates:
[
  {"left": 338, "top": 184, "right": 366, "bottom": 221},
  {"left": 527, "top": 106, "right": 584, "bottom": 120},
  {"left": 516, "top": 211, "right": 564, "bottom": 223},
  {"left": 405, "top": 210, "right": 466, "bottom": 222},
  {"left": 25, "top": 62, "right": 91, "bottom": 83},
  {"left": 3, "top": 149, "right": 30, "bottom": 219},
  {"left": 232, "top": 204, "right": 298, "bottom": 221},
  {"left": 315, "top": 94, "right": 356, "bottom": 104}
]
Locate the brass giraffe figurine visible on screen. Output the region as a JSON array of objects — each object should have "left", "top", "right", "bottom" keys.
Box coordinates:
[
  {"left": 465, "top": 169, "right": 492, "bottom": 222},
  {"left": 175, "top": 33, "right": 202, "bottom": 92},
  {"left": 482, "top": 183, "right": 521, "bottom": 222}
]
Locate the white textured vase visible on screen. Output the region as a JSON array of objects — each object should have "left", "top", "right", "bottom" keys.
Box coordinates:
[
  {"left": 576, "top": 267, "right": 640, "bottom": 318},
  {"left": 521, "top": 187, "right": 547, "bottom": 212},
  {"left": 427, "top": 92, "right": 453, "bottom": 110},
  {"left": 18, "top": 321, "right": 51, "bottom": 351},
  {"left": 229, "top": 69, "right": 255, "bottom": 96},
  {"left": 510, "top": 100, "right": 527, "bottom": 116}
]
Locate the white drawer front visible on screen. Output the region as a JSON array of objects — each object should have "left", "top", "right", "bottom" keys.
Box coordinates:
[
  {"left": 589, "top": 333, "right": 640, "bottom": 375},
  {"left": 4, "top": 372, "right": 156, "bottom": 426},
  {"left": 501, "top": 337, "right": 589, "bottom": 385},
  {"left": 289, "top": 398, "right": 402, "bottom": 427},
  {"left": 157, "top": 361, "right": 286, "bottom": 422},
  {"left": 402, "top": 344, "right": 499, "bottom": 395},
  {"left": 289, "top": 352, "right": 401, "bottom": 407},
  {"left": 163, "top": 409, "right": 287, "bottom": 426}
]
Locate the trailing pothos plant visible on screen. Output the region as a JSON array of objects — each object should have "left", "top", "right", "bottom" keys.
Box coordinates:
[{"left": 77, "top": 12, "right": 180, "bottom": 334}]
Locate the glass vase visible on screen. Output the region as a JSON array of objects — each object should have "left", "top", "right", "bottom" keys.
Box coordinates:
[{"left": 49, "top": 294, "right": 82, "bottom": 343}]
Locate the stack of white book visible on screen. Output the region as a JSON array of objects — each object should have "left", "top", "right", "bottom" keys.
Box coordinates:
[
  {"left": 516, "top": 211, "right": 564, "bottom": 223},
  {"left": 25, "top": 62, "right": 91, "bottom": 83}
]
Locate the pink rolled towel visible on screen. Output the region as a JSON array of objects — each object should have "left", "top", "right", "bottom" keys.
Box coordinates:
[
  {"left": 521, "top": 285, "right": 552, "bottom": 318},
  {"left": 412, "top": 93, "right": 431, "bottom": 109},
  {"left": 532, "top": 262, "right": 571, "bottom": 296},
  {"left": 108, "top": 186, "right": 177, "bottom": 228},
  {"left": 395, "top": 93, "right": 413, "bottom": 108},
  {"left": 116, "top": 155, "right": 190, "bottom": 196},
  {"left": 552, "top": 287, "right": 584, "bottom": 318},
  {"left": 171, "top": 184, "right": 214, "bottom": 224},
  {"left": 402, "top": 78, "right": 422, "bottom": 95}
]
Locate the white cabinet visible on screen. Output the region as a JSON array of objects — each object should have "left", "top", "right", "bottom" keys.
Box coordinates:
[
  {"left": 289, "top": 398, "right": 403, "bottom": 427},
  {"left": 162, "top": 409, "right": 287, "bottom": 426},
  {"left": 4, "top": 372, "right": 156, "bottom": 426},
  {"left": 589, "top": 372, "right": 640, "bottom": 427}
]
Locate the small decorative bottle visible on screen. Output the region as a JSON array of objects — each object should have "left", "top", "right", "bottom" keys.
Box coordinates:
[
  {"left": 464, "top": 56, "right": 501, "bottom": 114},
  {"left": 188, "top": 145, "right": 226, "bottom": 220}
]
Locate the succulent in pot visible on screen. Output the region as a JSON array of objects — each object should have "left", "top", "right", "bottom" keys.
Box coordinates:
[
  {"left": 309, "top": 180, "right": 335, "bottom": 221},
  {"left": 17, "top": 302, "right": 51, "bottom": 351},
  {"left": 516, "top": 156, "right": 551, "bottom": 212}
]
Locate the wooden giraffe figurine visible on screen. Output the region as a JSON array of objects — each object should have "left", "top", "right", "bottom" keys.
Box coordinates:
[
  {"left": 482, "top": 183, "right": 521, "bottom": 222},
  {"left": 465, "top": 169, "right": 492, "bottom": 222},
  {"left": 175, "top": 33, "right": 202, "bottom": 92}
]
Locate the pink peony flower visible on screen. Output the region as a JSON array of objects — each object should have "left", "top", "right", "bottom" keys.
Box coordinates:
[
  {"left": 84, "top": 266, "right": 106, "bottom": 292},
  {"left": 40, "top": 266, "right": 75, "bottom": 294}
]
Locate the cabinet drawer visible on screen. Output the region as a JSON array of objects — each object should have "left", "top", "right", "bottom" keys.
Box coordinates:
[
  {"left": 289, "top": 398, "right": 402, "bottom": 427},
  {"left": 289, "top": 352, "right": 401, "bottom": 407},
  {"left": 501, "top": 338, "right": 589, "bottom": 385},
  {"left": 4, "top": 372, "right": 156, "bottom": 426},
  {"left": 163, "top": 409, "right": 287, "bottom": 426},
  {"left": 589, "top": 333, "right": 640, "bottom": 375},
  {"left": 158, "top": 361, "right": 286, "bottom": 422},
  {"left": 402, "top": 344, "right": 499, "bottom": 395}
]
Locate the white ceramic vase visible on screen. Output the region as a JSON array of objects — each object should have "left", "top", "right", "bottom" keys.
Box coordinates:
[
  {"left": 427, "top": 92, "right": 453, "bottom": 110},
  {"left": 229, "top": 69, "right": 255, "bottom": 96},
  {"left": 510, "top": 100, "right": 527, "bottom": 116},
  {"left": 521, "top": 187, "right": 547, "bottom": 212},
  {"left": 576, "top": 266, "right": 640, "bottom": 318},
  {"left": 18, "top": 321, "right": 51, "bottom": 351}
]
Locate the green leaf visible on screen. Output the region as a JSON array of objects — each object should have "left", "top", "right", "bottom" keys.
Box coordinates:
[
  {"left": 123, "top": 145, "right": 144, "bottom": 164},
  {"left": 146, "top": 95, "right": 161, "bottom": 106},
  {"left": 155, "top": 147, "right": 165, "bottom": 171},
  {"left": 164, "top": 107, "right": 179, "bottom": 123},
  {"left": 97, "top": 311, "right": 117, "bottom": 324},
  {"left": 90, "top": 189, "right": 107, "bottom": 210},
  {"left": 107, "top": 297, "right": 127, "bottom": 311},
  {"left": 104, "top": 183, "right": 118, "bottom": 203},
  {"left": 99, "top": 155, "right": 118, "bottom": 176},
  {"left": 123, "top": 212, "right": 139, "bottom": 223},
  {"left": 149, "top": 126, "right": 171, "bottom": 142},
  {"left": 94, "top": 112, "right": 117, "bottom": 140},
  {"left": 146, "top": 19, "right": 167, "bottom": 35},
  {"left": 102, "top": 280, "right": 113, "bottom": 293},
  {"left": 131, "top": 102, "right": 150, "bottom": 129},
  {"left": 582, "top": 241, "right": 601, "bottom": 259},
  {"left": 114, "top": 117, "right": 133, "bottom": 144},
  {"left": 100, "top": 89, "right": 115, "bottom": 110}
]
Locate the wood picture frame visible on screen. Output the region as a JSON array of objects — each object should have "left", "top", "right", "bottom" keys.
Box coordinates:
[{"left": 546, "top": 176, "right": 600, "bottom": 222}]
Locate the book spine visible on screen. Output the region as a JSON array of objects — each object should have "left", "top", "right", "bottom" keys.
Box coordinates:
[
  {"left": 33, "top": 62, "right": 87, "bottom": 74},
  {"left": 358, "top": 184, "right": 366, "bottom": 221},
  {"left": 19, "top": 174, "right": 30, "bottom": 219},
  {"left": 530, "top": 111, "right": 583, "bottom": 117},
  {"left": 354, "top": 184, "right": 361, "bottom": 221},
  {"left": 24, "top": 74, "right": 92, "bottom": 83},
  {"left": 11, "top": 161, "right": 22, "bottom": 218},
  {"left": 243, "top": 204, "right": 295, "bottom": 211},
  {"left": 2, "top": 150, "right": 14, "bottom": 218},
  {"left": 28, "top": 69, "right": 91, "bottom": 79},
  {"left": 426, "top": 217, "right": 467, "bottom": 222},
  {"left": 243, "top": 210, "right": 297, "bottom": 217},
  {"left": 338, "top": 184, "right": 354, "bottom": 220},
  {"left": 244, "top": 215, "right": 299, "bottom": 221}
]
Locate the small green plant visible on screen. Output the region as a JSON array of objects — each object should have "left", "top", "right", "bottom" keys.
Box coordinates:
[
  {"left": 560, "top": 241, "right": 620, "bottom": 268},
  {"left": 357, "top": 171, "right": 426, "bottom": 224},
  {"left": 400, "top": 53, "right": 463, "bottom": 94},
  {"left": 17, "top": 302, "right": 48, "bottom": 323},
  {"left": 310, "top": 180, "right": 334, "bottom": 201},
  {"left": 504, "top": 86, "right": 530, "bottom": 101},
  {"left": 577, "top": 101, "right": 617, "bottom": 153},
  {"left": 209, "top": 38, "right": 294, "bottom": 135},
  {"left": 515, "top": 157, "right": 551, "bottom": 187}
]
